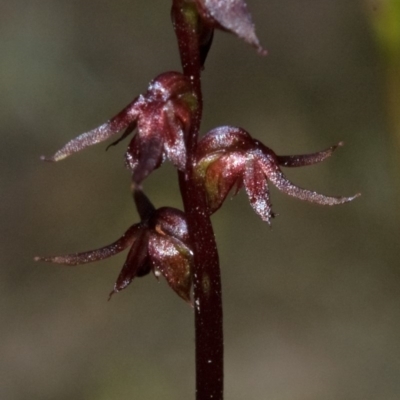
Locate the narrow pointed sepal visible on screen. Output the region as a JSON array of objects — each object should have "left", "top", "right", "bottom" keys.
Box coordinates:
[
  {"left": 41, "top": 102, "right": 140, "bottom": 162},
  {"left": 243, "top": 158, "right": 273, "bottom": 224},
  {"left": 277, "top": 142, "right": 344, "bottom": 168},
  {"left": 259, "top": 161, "right": 361, "bottom": 206},
  {"left": 34, "top": 225, "right": 141, "bottom": 265},
  {"left": 109, "top": 230, "right": 150, "bottom": 298}
]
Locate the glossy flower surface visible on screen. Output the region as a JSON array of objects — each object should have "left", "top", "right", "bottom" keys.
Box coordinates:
[
  {"left": 194, "top": 0, "right": 266, "bottom": 54},
  {"left": 35, "top": 191, "right": 193, "bottom": 303},
  {"left": 42, "top": 72, "right": 196, "bottom": 183},
  {"left": 196, "top": 126, "right": 360, "bottom": 224}
]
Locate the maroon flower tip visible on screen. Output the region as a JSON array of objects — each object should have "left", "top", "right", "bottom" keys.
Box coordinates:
[
  {"left": 276, "top": 141, "right": 344, "bottom": 168},
  {"left": 195, "top": 0, "right": 267, "bottom": 55},
  {"left": 196, "top": 126, "right": 359, "bottom": 223},
  {"left": 108, "top": 287, "right": 122, "bottom": 301},
  {"left": 42, "top": 103, "right": 141, "bottom": 162}
]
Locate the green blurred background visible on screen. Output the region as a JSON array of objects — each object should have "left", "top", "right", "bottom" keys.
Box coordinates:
[{"left": 1, "top": 1, "right": 399, "bottom": 399}]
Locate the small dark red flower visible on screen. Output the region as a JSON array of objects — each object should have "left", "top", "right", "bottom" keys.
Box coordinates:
[
  {"left": 42, "top": 72, "right": 197, "bottom": 183},
  {"left": 195, "top": 126, "right": 360, "bottom": 224},
  {"left": 194, "top": 0, "right": 267, "bottom": 54},
  {"left": 35, "top": 189, "right": 193, "bottom": 303}
]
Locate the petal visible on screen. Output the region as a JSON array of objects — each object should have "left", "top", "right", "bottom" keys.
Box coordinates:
[
  {"left": 243, "top": 158, "right": 273, "bottom": 223},
  {"left": 41, "top": 100, "right": 141, "bottom": 162},
  {"left": 204, "top": 152, "right": 246, "bottom": 212},
  {"left": 110, "top": 230, "right": 150, "bottom": 297},
  {"left": 34, "top": 224, "right": 141, "bottom": 265},
  {"left": 195, "top": 0, "right": 267, "bottom": 54},
  {"left": 259, "top": 161, "right": 361, "bottom": 205},
  {"left": 152, "top": 207, "right": 190, "bottom": 243},
  {"left": 161, "top": 101, "right": 187, "bottom": 170},
  {"left": 172, "top": 97, "right": 194, "bottom": 138},
  {"left": 147, "top": 72, "right": 193, "bottom": 102},
  {"left": 148, "top": 233, "right": 192, "bottom": 304},
  {"left": 197, "top": 126, "right": 253, "bottom": 160},
  {"left": 277, "top": 142, "right": 344, "bottom": 168},
  {"left": 126, "top": 108, "right": 165, "bottom": 184}
]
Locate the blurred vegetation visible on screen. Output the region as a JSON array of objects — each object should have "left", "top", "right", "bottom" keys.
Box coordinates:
[
  {"left": 366, "top": 0, "right": 400, "bottom": 154},
  {"left": 1, "top": 1, "right": 399, "bottom": 399}
]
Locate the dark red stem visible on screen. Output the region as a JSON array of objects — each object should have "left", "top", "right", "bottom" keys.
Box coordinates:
[{"left": 172, "top": 1, "right": 224, "bottom": 399}]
